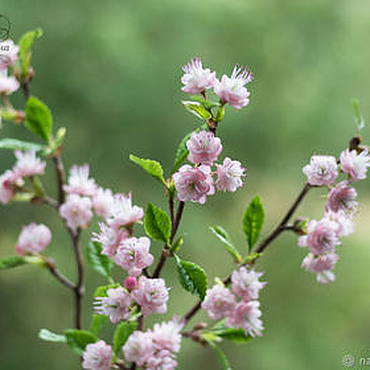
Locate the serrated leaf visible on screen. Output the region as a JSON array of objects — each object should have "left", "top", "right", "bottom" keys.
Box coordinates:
[
  {"left": 18, "top": 28, "right": 43, "bottom": 75},
  {"left": 86, "top": 241, "right": 113, "bottom": 279},
  {"left": 208, "top": 341, "right": 232, "bottom": 370},
  {"left": 0, "top": 138, "right": 45, "bottom": 152},
  {"left": 243, "top": 195, "right": 265, "bottom": 252},
  {"left": 94, "top": 284, "right": 120, "bottom": 298},
  {"left": 90, "top": 315, "right": 109, "bottom": 336},
  {"left": 38, "top": 329, "right": 66, "bottom": 343},
  {"left": 25, "top": 96, "right": 53, "bottom": 142},
  {"left": 0, "top": 256, "right": 27, "bottom": 271},
  {"left": 113, "top": 321, "right": 138, "bottom": 354},
  {"left": 175, "top": 255, "right": 207, "bottom": 300},
  {"left": 209, "top": 226, "right": 242, "bottom": 263},
  {"left": 129, "top": 155, "right": 165, "bottom": 185},
  {"left": 182, "top": 100, "right": 212, "bottom": 120},
  {"left": 144, "top": 203, "right": 171, "bottom": 244},
  {"left": 65, "top": 330, "right": 97, "bottom": 355}
]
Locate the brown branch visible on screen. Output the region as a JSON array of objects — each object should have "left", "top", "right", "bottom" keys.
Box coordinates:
[
  {"left": 52, "top": 154, "right": 66, "bottom": 205},
  {"left": 44, "top": 258, "right": 76, "bottom": 290}
]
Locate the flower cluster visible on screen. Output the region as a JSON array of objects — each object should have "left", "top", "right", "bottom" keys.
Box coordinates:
[
  {"left": 15, "top": 222, "right": 52, "bottom": 255},
  {"left": 0, "top": 39, "right": 19, "bottom": 98},
  {"left": 299, "top": 148, "right": 370, "bottom": 283},
  {"left": 202, "top": 266, "right": 266, "bottom": 337},
  {"left": 82, "top": 340, "right": 112, "bottom": 370}
]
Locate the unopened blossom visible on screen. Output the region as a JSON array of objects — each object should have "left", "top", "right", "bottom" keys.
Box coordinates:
[
  {"left": 302, "top": 155, "right": 338, "bottom": 186},
  {"left": 146, "top": 350, "right": 178, "bottom": 370},
  {"left": 59, "top": 194, "right": 93, "bottom": 232},
  {"left": 181, "top": 57, "right": 217, "bottom": 94},
  {"left": 124, "top": 276, "right": 138, "bottom": 291},
  {"left": 131, "top": 276, "right": 169, "bottom": 316},
  {"left": 82, "top": 340, "right": 112, "bottom": 370},
  {"left": 63, "top": 164, "right": 97, "bottom": 197},
  {"left": 186, "top": 130, "right": 222, "bottom": 166},
  {"left": 216, "top": 157, "right": 246, "bottom": 192},
  {"left": 152, "top": 320, "right": 183, "bottom": 353},
  {"left": 114, "top": 237, "right": 154, "bottom": 276},
  {"left": 94, "top": 287, "right": 132, "bottom": 323},
  {"left": 226, "top": 301, "right": 264, "bottom": 337},
  {"left": 202, "top": 285, "right": 236, "bottom": 320},
  {"left": 13, "top": 150, "right": 46, "bottom": 178},
  {"left": 123, "top": 331, "right": 154, "bottom": 366},
  {"left": 172, "top": 164, "right": 214, "bottom": 204},
  {"left": 213, "top": 64, "right": 253, "bottom": 109},
  {"left": 326, "top": 181, "right": 357, "bottom": 214},
  {"left": 340, "top": 148, "right": 370, "bottom": 182},
  {"left": 325, "top": 210, "right": 355, "bottom": 237},
  {"left": 15, "top": 223, "right": 52, "bottom": 255},
  {"left": 231, "top": 267, "right": 266, "bottom": 301},
  {"left": 0, "top": 170, "right": 18, "bottom": 204},
  {"left": 0, "top": 69, "right": 19, "bottom": 95},
  {"left": 92, "top": 222, "right": 128, "bottom": 257},
  {"left": 92, "top": 188, "right": 114, "bottom": 219},
  {"left": 301, "top": 252, "right": 339, "bottom": 284},
  {"left": 0, "top": 40, "right": 19, "bottom": 69}
]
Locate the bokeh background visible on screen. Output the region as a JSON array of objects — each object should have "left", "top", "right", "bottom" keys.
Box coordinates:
[{"left": 1, "top": 0, "right": 370, "bottom": 369}]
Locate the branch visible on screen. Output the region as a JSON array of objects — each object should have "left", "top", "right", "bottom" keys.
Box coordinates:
[
  {"left": 52, "top": 154, "right": 66, "bottom": 205},
  {"left": 44, "top": 257, "right": 76, "bottom": 290}
]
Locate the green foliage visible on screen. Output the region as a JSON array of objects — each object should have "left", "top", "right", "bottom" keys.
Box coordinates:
[
  {"left": 144, "top": 203, "right": 171, "bottom": 244},
  {"left": 129, "top": 155, "right": 165, "bottom": 185},
  {"left": 0, "top": 256, "right": 27, "bottom": 271},
  {"left": 352, "top": 99, "right": 365, "bottom": 130},
  {"left": 18, "top": 28, "right": 43, "bottom": 75},
  {"left": 208, "top": 341, "right": 232, "bottom": 370},
  {"left": 174, "top": 255, "right": 207, "bottom": 300},
  {"left": 0, "top": 138, "right": 45, "bottom": 152},
  {"left": 90, "top": 315, "right": 109, "bottom": 336},
  {"left": 38, "top": 329, "right": 66, "bottom": 343},
  {"left": 182, "top": 100, "right": 212, "bottom": 120},
  {"left": 191, "top": 96, "right": 220, "bottom": 109},
  {"left": 243, "top": 196, "right": 265, "bottom": 252},
  {"left": 209, "top": 226, "right": 242, "bottom": 263},
  {"left": 86, "top": 241, "right": 113, "bottom": 279},
  {"left": 65, "top": 330, "right": 97, "bottom": 355},
  {"left": 209, "top": 320, "right": 251, "bottom": 343},
  {"left": 113, "top": 320, "right": 138, "bottom": 354},
  {"left": 94, "top": 284, "right": 120, "bottom": 298}
]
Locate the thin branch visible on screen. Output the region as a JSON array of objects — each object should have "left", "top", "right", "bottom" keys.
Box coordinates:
[
  {"left": 53, "top": 154, "right": 66, "bottom": 205},
  {"left": 44, "top": 258, "right": 76, "bottom": 290}
]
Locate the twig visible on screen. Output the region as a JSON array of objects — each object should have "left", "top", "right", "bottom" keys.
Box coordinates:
[
  {"left": 53, "top": 154, "right": 66, "bottom": 205},
  {"left": 44, "top": 258, "right": 76, "bottom": 290}
]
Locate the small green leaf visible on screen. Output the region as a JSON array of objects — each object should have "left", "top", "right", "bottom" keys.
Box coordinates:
[
  {"left": 209, "top": 320, "right": 251, "bottom": 343},
  {"left": 65, "top": 330, "right": 97, "bottom": 355},
  {"left": 86, "top": 241, "right": 113, "bottom": 279},
  {"left": 353, "top": 98, "right": 365, "bottom": 131},
  {"left": 215, "top": 105, "right": 225, "bottom": 122},
  {"left": 94, "top": 284, "right": 120, "bottom": 298},
  {"left": 38, "top": 329, "right": 66, "bottom": 343},
  {"left": 18, "top": 28, "right": 43, "bottom": 75},
  {"left": 0, "top": 138, "right": 45, "bottom": 152},
  {"left": 90, "top": 315, "right": 109, "bottom": 336},
  {"left": 170, "top": 236, "right": 183, "bottom": 253},
  {"left": 175, "top": 255, "right": 207, "bottom": 300},
  {"left": 243, "top": 195, "right": 265, "bottom": 252},
  {"left": 182, "top": 100, "right": 212, "bottom": 120},
  {"left": 0, "top": 256, "right": 27, "bottom": 271},
  {"left": 144, "top": 203, "right": 171, "bottom": 244},
  {"left": 25, "top": 96, "right": 53, "bottom": 142},
  {"left": 209, "top": 226, "right": 242, "bottom": 263},
  {"left": 113, "top": 321, "right": 138, "bottom": 354},
  {"left": 191, "top": 96, "right": 220, "bottom": 110},
  {"left": 208, "top": 341, "right": 232, "bottom": 370},
  {"left": 129, "top": 155, "right": 165, "bottom": 185}
]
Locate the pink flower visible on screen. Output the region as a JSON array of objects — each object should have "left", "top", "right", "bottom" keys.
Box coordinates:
[
  {"left": 113, "top": 237, "right": 154, "bottom": 276},
  {"left": 340, "top": 148, "right": 370, "bottom": 182},
  {"left": 13, "top": 150, "right": 46, "bottom": 178},
  {"left": 226, "top": 301, "right": 264, "bottom": 337},
  {"left": 231, "top": 267, "right": 266, "bottom": 301},
  {"left": 131, "top": 276, "right": 169, "bottom": 316},
  {"left": 301, "top": 253, "right": 339, "bottom": 284},
  {"left": 0, "top": 40, "right": 19, "bottom": 69},
  {"left": 124, "top": 276, "right": 138, "bottom": 291},
  {"left": 59, "top": 194, "right": 93, "bottom": 232},
  {"left": 325, "top": 210, "right": 355, "bottom": 237},
  {"left": 92, "top": 222, "right": 128, "bottom": 257},
  {"left": 82, "top": 340, "right": 112, "bottom": 370},
  {"left": 146, "top": 350, "right": 178, "bottom": 370},
  {"left": 186, "top": 130, "right": 222, "bottom": 166},
  {"left": 123, "top": 331, "right": 154, "bottom": 366},
  {"left": 172, "top": 164, "right": 215, "bottom": 204},
  {"left": 213, "top": 64, "right": 253, "bottom": 109},
  {"left": 181, "top": 57, "right": 217, "bottom": 94},
  {"left": 302, "top": 155, "right": 338, "bottom": 186},
  {"left": 326, "top": 181, "right": 357, "bottom": 214},
  {"left": 0, "top": 70, "right": 19, "bottom": 95},
  {"left": 0, "top": 170, "right": 18, "bottom": 204},
  {"left": 94, "top": 287, "right": 132, "bottom": 323},
  {"left": 151, "top": 320, "right": 183, "bottom": 353},
  {"left": 216, "top": 157, "right": 246, "bottom": 192},
  {"left": 92, "top": 188, "right": 114, "bottom": 219},
  {"left": 15, "top": 223, "right": 52, "bottom": 255},
  {"left": 63, "top": 164, "right": 97, "bottom": 197},
  {"left": 201, "top": 285, "right": 236, "bottom": 320}
]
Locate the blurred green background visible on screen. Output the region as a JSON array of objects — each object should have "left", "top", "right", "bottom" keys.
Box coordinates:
[{"left": 1, "top": 0, "right": 370, "bottom": 369}]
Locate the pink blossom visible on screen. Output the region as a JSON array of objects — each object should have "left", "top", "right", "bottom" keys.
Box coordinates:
[
  {"left": 82, "top": 340, "right": 112, "bottom": 370},
  {"left": 340, "top": 148, "right": 370, "bottom": 182},
  {"left": 15, "top": 223, "right": 52, "bottom": 255},
  {"left": 123, "top": 331, "right": 154, "bottom": 366},
  {"left": 0, "top": 170, "right": 18, "bottom": 204},
  {"left": 326, "top": 181, "right": 357, "bottom": 214},
  {"left": 213, "top": 64, "right": 253, "bottom": 109},
  {"left": 172, "top": 164, "right": 215, "bottom": 204},
  {"left": 201, "top": 285, "right": 236, "bottom": 320},
  {"left": 146, "top": 350, "right": 178, "bottom": 370},
  {"left": 0, "top": 40, "right": 19, "bottom": 69},
  {"left": 94, "top": 287, "right": 132, "bottom": 323},
  {"left": 216, "top": 157, "right": 246, "bottom": 192},
  {"left": 186, "top": 130, "right": 222, "bottom": 166},
  {"left": 131, "top": 276, "right": 169, "bottom": 316},
  {"left": 231, "top": 267, "right": 266, "bottom": 301},
  {"left": 226, "top": 301, "right": 264, "bottom": 337},
  {"left": 59, "top": 194, "right": 93, "bottom": 232},
  {"left": 124, "top": 276, "right": 138, "bottom": 291},
  {"left": 63, "top": 164, "right": 97, "bottom": 197},
  {"left": 325, "top": 210, "right": 355, "bottom": 237},
  {"left": 301, "top": 253, "right": 339, "bottom": 284},
  {"left": 302, "top": 155, "right": 338, "bottom": 186},
  {"left": 92, "top": 188, "right": 114, "bottom": 219},
  {"left": 181, "top": 57, "right": 217, "bottom": 94},
  {"left": 92, "top": 222, "right": 128, "bottom": 257},
  {"left": 13, "top": 150, "right": 46, "bottom": 178},
  {"left": 152, "top": 320, "right": 183, "bottom": 353},
  {"left": 0, "top": 70, "right": 19, "bottom": 95}
]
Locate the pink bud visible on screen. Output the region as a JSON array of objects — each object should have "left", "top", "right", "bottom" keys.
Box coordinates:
[{"left": 124, "top": 276, "right": 138, "bottom": 291}]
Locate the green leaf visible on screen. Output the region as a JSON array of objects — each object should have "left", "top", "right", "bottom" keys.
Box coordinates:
[
  {"left": 144, "top": 203, "right": 171, "bottom": 244},
  {"left": 208, "top": 341, "right": 232, "bottom": 370},
  {"left": 0, "top": 256, "right": 27, "bottom": 271},
  {"left": 113, "top": 321, "right": 138, "bottom": 354},
  {"left": 353, "top": 98, "right": 365, "bottom": 130},
  {"left": 191, "top": 96, "right": 220, "bottom": 109},
  {"left": 175, "top": 255, "right": 207, "bottom": 300},
  {"left": 0, "top": 138, "right": 45, "bottom": 152},
  {"left": 209, "top": 320, "right": 251, "bottom": 343},
  {"left": 25, "top": 96, "right": 53, "bottom": 142},
  {"left": 38, "top": 329, "right": 66, "bottom": 343},
  {"left": 129, "top": 155, "right": 165, "bottom": 185},
  {"left": 86, "top": 241, "right": 113, "bottom": 279},
  {"left": 243, "top": 195, "right": 265, "bottom": 252},
  {"left": 94, "top": 284, "right": 120, "bottom": 298},
  {"left": 182, "top": 100, "right": 212, "bottom": 120},
  {"left": 209, "top": 226, "right": 242, "bottom": 263},
  {"left": 18, "top": 28, "right": 43, "bottom": 75},
  {"left": 65, "top": 330, "right": 97, "bottom": 355},
  {"left": 90, "top": 315, "right": 109, "bottom": 336}
]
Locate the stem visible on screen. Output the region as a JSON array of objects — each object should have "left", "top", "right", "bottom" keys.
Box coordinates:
[
  {"left": 53, "top": 154, "right": 66, "bottom": 205},
  {"left": 44, "top": 258, "right": 76, "bottom": 290},
  {"left": 21, "top": 82, "right": 30, "bottom": 100}
]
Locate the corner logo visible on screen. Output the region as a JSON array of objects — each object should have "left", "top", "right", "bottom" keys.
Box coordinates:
[{"left": 0, "top": 14, "right": 11, "bottom": 41}]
